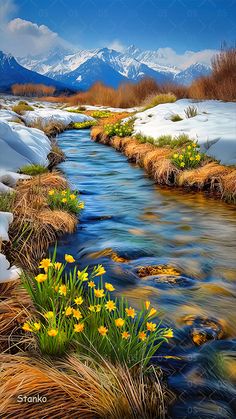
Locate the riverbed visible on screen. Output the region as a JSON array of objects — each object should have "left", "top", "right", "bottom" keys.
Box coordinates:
[{"left": 56, "top": 129, "right": 236, "bottom": 418}]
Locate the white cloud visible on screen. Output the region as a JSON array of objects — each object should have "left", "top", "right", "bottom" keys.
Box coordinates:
[
  {"left": 107, "top": 39, "right": 126, "bottom": 52},
  {"left": 0, "top": 0, "right": 70, "bottom": 57},
  {"left": 147, "top": 47, "right": 217, "bottom": 69}
]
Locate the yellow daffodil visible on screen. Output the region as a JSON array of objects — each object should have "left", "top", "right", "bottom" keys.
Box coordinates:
[
  {"left": 180, "top": 162, "right": 185, "bottom": 167},
  {"left": 115, "top": 318, "right": 125, "bottom": 327},
  {"left": 190, "top": 157, "right": 194, "bottom": 161},
  {"left": 94, "top": 266, "right": 106, "bottom": 276},
  {"left": 48, "top": 190, "right": 54, "bottom": 195},
  {"left": 61, "top": 190, "right": 67, "bottom": 195},
  {"left": 74, "top": 296, "right": 83, "bottom": 305},
  {"left": 77, "top": 271, "right": 88, "bottom": 281},
  {"left": 148, "top": 308, "right": 157, "bottom": 318},
  {"left": 59, "top": 284, "right": 67, "bottom": 296},
  {"left": 179, "top": 154, "right": 183, "bottom": 160},
  {"left": 196, "top": 154, "right": 201, "bottom": 161},
  {"left": 121, "top": 331, "right": 130, "bottom": 340},
  {"left": 61, "top": 198, "right": 67, "bottom": 203},
  {"left": 22, "top": 322, "right": 32, "bottom": 332},
  {"left": 146, "top": 322, "right": 157, "bottom": 332},
  {"left": 65, "top": 254, "right": 75, "bottom": 263},
  {"left": 88, "top": 280, "right": 95, "bottom": 288},
  {"left": 38, "top": 258, "right": 52, "bottom": 271},
  {"left": 73, "top": 309, "right": 82, "bottom": 320},
  {"left": 98, "top": 326, "right": 108, "bottom": 336},
  {"left": 54, "top": 285, "right": 59, "bottom": 292},
  {"left": 187, "top": 145, "right": 192, "bottom": 150},
  {"left": 65, "top": 306, "right": 73, "bottom": 316},
  {"left": 125, "top": 307, "right": 136, "bottom": 318},
  {"left": 95, "top": 304, "right": 101, "bottom": 312},
  {"left": 105, "top": 282, "right": 115, "bottom": 291},
  {"left": 105, "top": 300, "right": 116, "bottom": 312},
  {"left": 94, "top": 289, "right": 105, "bottom": 298},
  {"left": 35, "top": 273, "right": 47, "bottom": 283},
  {"left": 145, "top": 300, "right": 150, "bottom": 310},
  {"left": 77, "top": 202, "right": 85, "bottom": 209},
  {"left": 192, "top": 143, "right": 197, "bottom": 147},
  {"left": 89, "top": 305, "right": 95, "bottom": 312},
  {"left": 33, "top": 322, "right": 41, "bottom": 331},
  {"left": 138, "top": 331, "right": 147, "bottom": 341},
  {"left": 173, "top": 153, "right": 178, "bottom": 159},
  {"left": 163, "top": 328, "right": 174, "bottom": 338},
  {"left": 45, "top": 311, "right": 54, "bottom": 319},
  {"left": 69, "top": 194, "right": 76, "bottom": 200},
  {"left": 47, "top": 329, "right": 58, "bottom": 337},
  {"left": 54, "top": 262, "right": 62, "bottom": 270},
  {"left": 74, "top": 323, "right": 84, "bottom": 333}
]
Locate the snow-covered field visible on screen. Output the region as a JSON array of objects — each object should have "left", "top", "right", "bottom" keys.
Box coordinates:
[
  {"left": 0, "top": 98, "right": 92, "bottom": 283},
  {"left": 134, "top": 99, "right": 236, "bottom": 165}
]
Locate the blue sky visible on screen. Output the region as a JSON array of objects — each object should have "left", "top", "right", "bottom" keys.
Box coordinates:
[
  {"left": 0, "top": 0, "right": 235, "bottom": 60},
  {"left": 14, "top": 0, "right": 236, "bottom": 52}
]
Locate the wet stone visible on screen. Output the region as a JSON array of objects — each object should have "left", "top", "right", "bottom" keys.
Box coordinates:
[
  {"left": 181, "top": 315, "right": 225, "bottom": 346},
  {"left": 137, "top": 264, "right": 181, "bottom": 278}
]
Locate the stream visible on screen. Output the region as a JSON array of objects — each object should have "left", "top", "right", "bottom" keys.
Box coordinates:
[{"left": 56, "top": 129, "right": 236, "bottom": 418}]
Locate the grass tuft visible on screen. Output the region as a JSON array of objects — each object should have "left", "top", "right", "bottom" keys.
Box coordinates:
[
  {"left": 170, "top": 114, "right": 183, "bottom": 122},
  {"left": 18, "top": 164, "right": 48, "bottom": 176},
  {"left": 184, "top": 105, "right": 198, "bottom": 118},
  {"left": 143, "top": 93, "right": 177, "bottom": 110},
  {"left": 12, "top": 102, "right": 34, "bottom": 115}
]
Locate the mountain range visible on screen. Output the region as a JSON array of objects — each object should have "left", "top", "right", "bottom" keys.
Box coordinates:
[
  {"left": 0, "top": 45, "right": 212, "bottom": 93},
  {"left": 18, "top": 45, "right": 212, "bottom": 89}
]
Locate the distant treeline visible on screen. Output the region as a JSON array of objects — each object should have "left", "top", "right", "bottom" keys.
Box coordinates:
[{"left": 12, "top": 83, "right": 56, "bottom": 97}]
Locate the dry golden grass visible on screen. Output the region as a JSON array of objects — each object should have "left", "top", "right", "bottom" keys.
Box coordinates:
[
  {"left": 0, "top": 353, "right": 169, "bottom": 419},
  {"left": 28, "top": 119, "right": 67, "bottom": 138},
  {"left": 48, "top": 143, "right": 66, "bottom": 169},
  {"left": 220, "top": 170, "right": 236, "bottom": 201},
  {"left": 152, "top": 159, "right": 179, "bottom": 185},
  {"left": 17, "top": 171, "right": 68, "bottom": 195},
  {"left": 177, "top": 162, "right": 232, "bottom": 190},
  {"left": 142, "top": 148, "right": 171, "bottom": 173}
]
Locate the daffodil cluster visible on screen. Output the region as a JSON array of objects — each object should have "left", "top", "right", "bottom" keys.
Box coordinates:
[
  {"left": 91, "top": 110, "right": 112, "bottom": 118},
  {"left": 73, "top": 120, "right": 97, "bottom": 129},
  {"left": 47, "top": 188, "right": 84, "bottom": 214},
  {"left": 171, "top": 142, "right": 204, "bottom": 169},
  {"left": 22, "top": 251, "right": 173, "bottom": 366},
  {"left": 104, "top": 119, "right": 134, "bottom": 138}
]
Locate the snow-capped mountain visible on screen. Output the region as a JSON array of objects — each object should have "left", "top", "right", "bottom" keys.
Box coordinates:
[
  {"left": 0, "top": 51, "right": 73, "bottom": 93},
  {"left": 16, "top": 45, "right": 213, "bottom": 90}
]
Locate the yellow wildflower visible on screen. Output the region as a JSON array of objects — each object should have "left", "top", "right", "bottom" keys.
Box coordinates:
[
  {"left": 77, "top": 270, "right": 88, "bottom": 281},
  {"left": 48, "top": 329, "right": 58, "bottom": 337},
  {"left": 35, "top": 273, "right": 47, "bottom": 283},
  {"left": 138, "top": 331, "right": 147, "bottom": 341},
  {"left": 105, "top": 282, "right": 115, "bottom": 291},
  {"left": 196, "top": 154, "right": 201, "bottom": 161},
  {"left": 61, "top": 190, "right": 67, "bottom": 195},
  {"left": 88, "top": 280, "right": 95, "bottom": 288},
  {"left": 65, "top": 254, "right": 75, "bottom": 263},
  {"left": 48, "top": 190, "right": 54, "bottom": 195},
  {"left": 69, "top": 194, "right": 76, "bottom": 200},
  {"left": 89, "top": 305, "right": 95, "bottom": 312},
  {"left": 163, "top": 328, "right": 174, "bottom": 338},
  {"left": 94, "top": 266, "right": 106, "bottom": 276},
  {"left": 125, "top": 307, "right": 136, "bottom": 318},
  {"left": 73, "top": 309, "right": 82, "bottom": 320},
  {"left": 180, "top": 162, "right": 185, "bottom": 167},
  {"left": 179, "top": 154, "right": 183, "bottom": 160},
  {"left": 22, "top": 322, "right": 32, "bottom": 332},
  {"left": 38, "top": 258, "right": 52, "bottom": 271},
  {"left": 115, "top": 318, "right": 125, "bottom": 328},
  {"left": 146, "top": 322, "right": 157, "bottom": 332},
  {"left": 187, "top": 145, "right": 192, "bottom": 150},
  {"left": 192, "top": 143, "right": 197, "bottom": 147},
  {"left": 173, "top": 153, "right": 178, "bottom": 159},
  {"left": 54, "top": 262, "right": 62, "bottom": 270},
  {"left": 74, "top": 323, "right": 84, "bottom": 333},
  {"left": 74, "top": 296, "right": 83, "bottom": 305},
  {"left": 65, "top": 306, "right": 73, "bottom": 316},
  {"left": 59, "top": 284, "right": 67, "bottom": 296},
  {"left": 33, "top": 322, "right": 41, "bottom": 331},
  {"left": 78, "top": 202, "right": 84, "bottom": 209},
  {"left": 45, "top": 311, "right": 54, "bottom": 319},
  {"left": 95, "top": 304, "right": 101, "bottom": 312},
  {"left": 121, "top": 331, "right": 130, "bottom": 340},
  {"left": 190, "top": 157, "right": 194, "bottom": 161},
  {"left": 98, "top": 326, "right": 108, "bottom": 336},
  {"left": 94, "top": 289, "right": 105, "bottom": 298},
  {"left": 145, "top": 300, "right": 150, "bottom": 310},
  {"left": 148, "top": 308, "right": 157, "bottom": 318},
  {"left": 61, "top": 198, "right": 67, "bottom": 203},
  {"left": 105, "top": 300, "right": 116, "bottom": 312},
  {"left": 54, "top": 285, "right": 59, "bottom": 292}
]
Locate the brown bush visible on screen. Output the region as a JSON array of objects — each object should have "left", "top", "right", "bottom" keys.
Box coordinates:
[
  {"left": 12, "top": 83, "right": 56, "bottom": 97},
  {"left": 189, "top": 47, "right": 236, "bottom": 101}
]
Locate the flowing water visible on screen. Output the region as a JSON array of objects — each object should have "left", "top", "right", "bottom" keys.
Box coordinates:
[{"left": 57, "top": 129, "right": 236, "bottom": 418}]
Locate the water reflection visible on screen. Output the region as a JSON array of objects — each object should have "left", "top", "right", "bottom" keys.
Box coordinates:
[{"left": 56, "top": 130, "right": 236, "bottom": 417}]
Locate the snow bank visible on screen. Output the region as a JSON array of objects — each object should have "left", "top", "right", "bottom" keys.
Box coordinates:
[
  {"left": 0, "top": 120, "right": 51, "bottom": 171},
  {"left": 0, "top": 212, "right": 21, "bottom": 283},
  {"left": 0, "top": 109, "right": 22, "bottom": 122},
  {"left": 134, "top": 99, "right": 236, "bottom": 165},
  {"left": 22, "top": 108, "right": 95, "bottom": 127},
  {"left": 69, "top": 105, "right": 141, "bottom": 113}
]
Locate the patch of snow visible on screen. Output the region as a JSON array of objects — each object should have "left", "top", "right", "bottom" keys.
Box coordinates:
[
  {"left": 0, "top": 253, "right": 21, "bottom": 283},
  {"left": 134, "top": 99, "right": 236, "bottom": 165},
  {"left": 0, "top": 170, "right": 30, "bottom": 187},
  {"left": 22, "top": 108, "right": 95, "bottom": 127},
  {"left": 0, "top": 109, "right": 22, "bottom": 122},
  {"left": 0, "top": 212, "right": 13, "bottom": 241}
]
